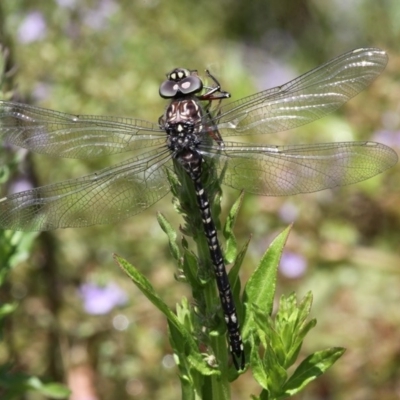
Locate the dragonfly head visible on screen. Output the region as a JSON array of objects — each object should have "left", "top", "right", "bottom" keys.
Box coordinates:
[{"left": 159, "top": 67, "right": 203, "bottom": 99}]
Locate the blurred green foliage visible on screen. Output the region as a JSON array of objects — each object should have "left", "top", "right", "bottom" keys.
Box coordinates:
[{"left": 0, "top": 0, "right": 399, "bottom": 399}]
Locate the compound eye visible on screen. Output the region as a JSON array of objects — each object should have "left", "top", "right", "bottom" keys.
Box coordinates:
[
  {"left": 159, "top": 75, "right": 203, "bottom": 98},
  {"left": 179, "top": 76, "right": 203, "bottom": 94},
  {"left": 159, "top": 80, "right": 178, "bottom": 98}
]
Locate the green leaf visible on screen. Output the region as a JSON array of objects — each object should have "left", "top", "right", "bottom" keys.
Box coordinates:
[
  {"left": 0, "top": 374, "right": 70, "bottom": 399},
  {"left": 115, "top": 254, "right": 215, "bottom": 375},
  {"left": 165, "top": 167, "right": 180, "bottom": 197},
  {"left": 264, "top": 347, "right": 288, "bottom": 395},
  {"left": 252, "top": 312, "right": 288, "bottom": 393},
  {"left": 114, "top": 254, "right": 180, "bottom": 327},
  {"left": 0, "top": 165, "right": 10, "bottom": 184},
  {"left": 34, "top": 382, "right": 71, "bottom": 398},
  {"left": 229, "top": 236, "right": 250, "bottom": 293},
  {"left": 250, "top": 331, "right": 287, "bottom": 395},
  {"left": 157, "top": 212, "right": 180, "bottom": 262},
  {"left": 250, "top": 338, "right": 270, "bottom": 391},
  {"left": 242, "top": 225, "right": 292, "bottom": 339},
  {"left": 282, "top": 347, "right": 346, "bottom": 396},
  {"left": 295, "top": 291, "right": 313, "bottom": 330},
  {"left": 223, "top": 191, "right": 244, "bottom": 263},
  {"left": 254, "top": 310, "right": 286, "bottom": 368},
  {"left": 181, "top": 246, "right": 202, "bottom": 290},
  {"left": 285, "top": 319, "right": 317, "bottom": 368},
  {"left": 273, "top": 292, "right": 317, "bottom": 369},
  {"left": 168, "top": 320, "right": 218, "bottom": 375},
  {"left": 175, "top": 297, "right": 193, "bottom": 330},
  {"left": 259, "top": 391, "right": 270, "bottom": 400},
  {"left": 0, "top": 302, "right": 17, "bottom": 318},
  {"left": 228, "top": 236, "right": 251, "bottom": 324}
]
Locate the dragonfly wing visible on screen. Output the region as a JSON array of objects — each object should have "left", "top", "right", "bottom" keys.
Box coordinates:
[
  {"left": 201, "top": 141, "right": 398, "bottom": 196},
  {"left": 0, "top": 148, "right": 172, "bottom": 231},
  {"left": 214, "top": 48, "right": 388, "bottom": 136},
  {"left": 0, "top": 101, "right": 164, "bottom": 158}
]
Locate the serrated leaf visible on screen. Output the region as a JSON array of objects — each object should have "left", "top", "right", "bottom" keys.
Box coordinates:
[
  {"left": 264, "top": 347, "right": 288, "bottom": 395},
  {"left": 165, "top": 167, "right": 180, "bottom": 197},
  {"left": 115, "top": 254, "right": 211, "bottom": 374},
  {"left": 115, "top": 255, "right": 179, "bottom": 326},
  {"left": 282, "top": 347, "right": 346, "bottom": 396},
  {"left": 169, "top": 319, "right": 220, "bottom": 376},
  {"left": 182, "top": 247, "right": 202, "bottom": 290},
  {"left": 157, "top": 212, "right": 180, "bottom": 261},
  {"left": 297, "top": 319, "right": 317, "bottom": 343},
  {"left": 285, "top": 342, "right": 302, "bottom": 371},
  {"left": 181, "top": 235, "right": 189, "bottom": 250},
  {"left": 175, "top": 297, "right": 193, "bottom": 330},
  {"left": 223, "top": 192, "right": 242, "bottom": 231},
  {"left": 251, "top": 329, "right": 288, "bottom": 396},
  {"left": 250, "top": 338, "right": 270, "bottom": 391},
  {"left": 187, "top": 353, "right": 221, "bottom": 376},
  {"left": 262, "top": 319, "right": 286, "bottom": 368},
  {"left": 272, "top": 292, "right": 317, "bottom": 369},
  {"left": 277, "top": 292, "right": 297, "bottom": 321},
  {"left": 168, "top": 320, "right": 199, "bottom": 365},
  {"left": 242, "top": 225, "right": 292, "bottom": 339},
  {"left": 295, "top": 291, "right": 313, "bottom": 330},
  {"left": 285, "top": 319, "right": 316, "bottom": 368}
]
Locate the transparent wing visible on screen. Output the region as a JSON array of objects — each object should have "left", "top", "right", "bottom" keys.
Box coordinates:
[
  {"left": 0, "top": 101, "right": 165, "bottom": 159},
  {"left": 212, "top": 48, "right": 388, "bottom": 136},
  {"left": 0, "top": 148, "right": 172, "bottom": 231},
  {"left": 200, "top": 141, "right": 398, "bottom": 195}
]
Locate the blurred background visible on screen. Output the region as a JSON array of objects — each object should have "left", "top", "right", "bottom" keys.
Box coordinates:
[{"left": 0, "top": 0, "right": 399, "bottom": 399}]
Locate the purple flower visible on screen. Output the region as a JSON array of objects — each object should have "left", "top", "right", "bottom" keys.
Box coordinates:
[
  {"left": 372, "top": 130, "right": 400, "bottom": 148},
  {"left": 32, "top": 82, "right": 52, "bottom": 102},
  {"left": 82, "top": 0, "right": 118, "bottom": 30},
  {"left": 9, "top": 178, "right": 33, "bottom": 195},
  {"left": 278, "top": 201, "right": 299, "bottom": 223},
  {"left": 280, "top": 251, "right": 307, "bottom": 279},
  {"left": 55, "top": 0, "right": 78, "bottom": 8},
  {"left": 79, "top": 282, "right": 128, "bottom": 315},
  {"left": 17, "top": 12, "right": 47, "bottom": 44}
]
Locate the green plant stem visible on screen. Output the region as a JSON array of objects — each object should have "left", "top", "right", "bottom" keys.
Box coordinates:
[
  {"left": 172, "top": 158, "right": 231, "bottom": 398},
  {"left": 196, "top": 232, "right": 230, "bottom": 399}
]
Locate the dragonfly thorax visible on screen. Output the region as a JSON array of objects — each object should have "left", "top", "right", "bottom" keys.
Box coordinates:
[
  {"left": 162, "top": 98, "right": 204, "bottom": 154},
  {"left": 165, "top": 122, "right": 202, "bottom": 154},
  {"left": 164, "top": 98, "right": 203, "bottom": 122}
]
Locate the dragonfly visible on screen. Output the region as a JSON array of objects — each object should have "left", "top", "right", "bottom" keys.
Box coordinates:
[{"left": 0, "top": 48, "right": 397, "bottom": 370}]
